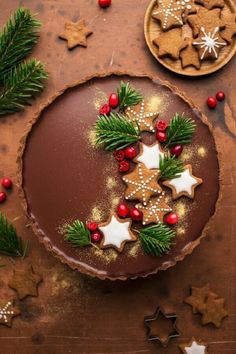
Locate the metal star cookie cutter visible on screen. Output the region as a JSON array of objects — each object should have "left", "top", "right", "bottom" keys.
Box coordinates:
[{"left": 144, "top": 306, "right": 180, "bottom": 347}]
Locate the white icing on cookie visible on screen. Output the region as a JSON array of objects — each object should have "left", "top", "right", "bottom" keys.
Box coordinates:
[
  {"left": 99, "top": 215, "right": 134, "bottom": 250},
  {"left": 185, "top": 341, "right": 207, "bottom": 354},
  {"left": 136, "top": 142, "right": 164, "bottom": 170},
  {"left": 168, "top": 167, "right": 200, "bottom": 194},
  {"left": 0, "top": 302, "right": 14, "bottom": 323},
  {"left": 126, "top": 101, "right": 158, "bottom": 132},
  {"left": 193, "top": 27, "right": 226, "bottom": 60}
]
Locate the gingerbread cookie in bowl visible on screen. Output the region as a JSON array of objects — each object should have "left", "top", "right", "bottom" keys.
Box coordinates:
[{"left": 144, "top": 0, "right": 236, "bottom": 75}]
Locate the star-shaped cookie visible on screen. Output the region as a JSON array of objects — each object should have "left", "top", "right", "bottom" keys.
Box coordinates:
[
  {"left": 8, "top": 265, "right": 42, "bottom": 300},
  {"left": 180, "top": 39, "right": 201, "bottom": 69},
  {"left": 59, "top": 19, "right": 93, "bottom": 49},
  {"left": 99, "top": 213, "right": 137, "bottom": 252},
  {"left": 221, "top": 13, "right": 236, "bottom": 43},
  {"left": 0, "top": 299, "right": 20, "bottom": 327},
  {"left": 152, "top": 0, "right": 184, "bottom": 31},
  {"left": 185, "top": 284, "right": 218, "bottom": 313},
  {"left": 123, "top": 164, "right": 162, "bottom": 206},
  {"left": 136, "top": 192, "right": 172, "bottom": 225},
  {"left": 193, "top": 27, "right": 226, "bottom": 60},
  {"left": 162, "top": 164, "right": 202, "bottom": 200},
  {"left": 179, "top": 338, "right": 208, "bottom": 354},
  {"left": 125, "top": 101, "right": 158, "bottom": 133},
  {"left": 198, "top": 294, "right": 228, "bottom": 328},
  {"left": 195, "top": 0, "right": 224, "bottom": 9},
  {"left": 134, "top": 142, "right": 164, "bottom": 170},
  {"left": 153, "top": 28, "right": 188, "bottom": 60},
  {"left": 187, "top": 8, "right": 224, "bottom": 37}
]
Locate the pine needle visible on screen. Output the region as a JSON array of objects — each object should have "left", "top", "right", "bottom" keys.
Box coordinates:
[
  {"left": 138, "top": 223, "right": 175, "bottom": 257},
  {"left": 159, "top": 154, "right": 184, "bottom": 180},
  {"left": 117, "top": 81, "right": 143, "bottom": 110},
  {"left": 165, "top": 113, "right": 196, "bottom": 147},
  {"left": 64, "top": 220, "right": 91, "bottom": 248},
  {"left": 0, "top": 213, "right": 28, "bottom": 257},
  {"left": 95, "top": 112, "right": 141, "bottom": 151},
  {"left": 0, "top": 7, "right": 41, "bottom": 81},
  {"left": 0, "top": 59, "right": 48, "bottom": 115}
]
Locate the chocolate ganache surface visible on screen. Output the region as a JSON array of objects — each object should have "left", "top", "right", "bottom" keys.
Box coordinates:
[{"left": 20, "top": 74, "right": 219, "bottom": 279}]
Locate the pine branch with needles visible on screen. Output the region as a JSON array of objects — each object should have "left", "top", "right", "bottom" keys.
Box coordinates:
[
  {"left": 117, "top": 81, "right": 143, "bottom": 110},
  {"left": 165, "top": 113, "right": 196, "bottom": 147},
  {"left": 64, "top": 220, "right": 91, "bottom": 248},
  {"left": 159, "top": 154, "right": 184, "bottom": 180}
]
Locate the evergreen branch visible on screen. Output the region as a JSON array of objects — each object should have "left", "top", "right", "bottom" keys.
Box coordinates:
[
  {"left": 0, "top": 213, "right": 28, "bottom": 257},
  {"left": 159, "top": 154, "right": 184, "bottom": 180},
  {"left": 0, "top": 59, "right": 48, "bottom": 115},
  {"left": 64, "top": 220, "right": 91, "bottom": 248},
  {"left": 138, "top": 223, "right": 175, "bottom": 257},
  {"left": 165, "top": 113, "right": 196, "bottom": 147},
  {"left": 0, "top": 7, "right": 41, "bottom": 80},
  {"left": 95, "top": 112, "right": 141, "bottom": 151},
  {"left": 117, "top": 81, "right": 143, "bottom": 110}
]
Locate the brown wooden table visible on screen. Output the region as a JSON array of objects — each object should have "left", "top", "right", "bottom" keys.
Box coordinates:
[{"left": 0, "top": 1, "right": 236, "bottom": 353}]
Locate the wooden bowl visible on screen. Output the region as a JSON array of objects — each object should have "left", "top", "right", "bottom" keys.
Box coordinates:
[{"left": 144, "top": 0, "right": 236, "bottom": 76}]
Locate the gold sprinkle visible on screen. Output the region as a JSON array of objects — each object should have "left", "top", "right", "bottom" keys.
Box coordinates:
[
  {"left": 146, "top": 93, "right": 169, "bottom": 114},
  {"left": 93, "top": 89, "right": 108, "bottom": 110},
  {"left": 87, "top": 129, "right": 97, "bottom": 149},
  {"left": 128, "top": 241, "right": 140, "bottom": 258},
  {"left": 93, "top": 247, "right": 118, "bottom": 263},
  {"left": 176, "top": 226, "right": 186, "bottom": 237},
  {"left": 110, "top": 195, "right": 120, "bottom": 210},
  {"left": 197, "top": 146, "right": 207, "bottom": 157},
  {"left": 174, "top": 202, "right": 186, "bottom": 218},
  {"left": 89, "top": 205, "right": 104, "bottom": 223},
  {"left": 106, "top": 176, "right": 117, "bottom": 190},
  {"left": 180, "top": 147, "right": 193, "bottom": 162}
]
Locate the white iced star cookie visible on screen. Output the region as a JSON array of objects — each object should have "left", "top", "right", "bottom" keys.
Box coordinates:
[
  {"left": 179, "top": 338, "right": 208, "bottom": 354},
  {"left": 162, "top": 164, "right": 203, "bottom": 200},
  {"left": 134, "top": 142, "right": 164, "bottom": 170},
  {"left": 99, "top": 213, "right": 137, "bottom": 253},
  {"left": 125, "top": 100, "right": 159, "bottom": 133}
]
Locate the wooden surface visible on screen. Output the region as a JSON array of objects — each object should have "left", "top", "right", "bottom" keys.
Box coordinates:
[{"left": 0, "top": 1, "right": 236, "bottom": 353}]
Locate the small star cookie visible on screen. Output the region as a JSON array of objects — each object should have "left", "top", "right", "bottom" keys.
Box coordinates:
[
  {"left": 0, "top": 299, "right": 20, "bottom": 327},
  {"left": 221, "top": 13, "right": 236, "bottom": 43},
  {"left": 99, "top": 213, "right": 137, "bottom": 252},
  {"left": 180, "top": 39, "right": 201, "bottom": 69},
  {"left": 134, "top": 142, "right": 164, "bottom": 170},
  {"left": 136, "top": 192, "right": 172, "bottom": 225},
  {"left": 152, "top": 0, "right": 184, "bottom": 31},
  {"left": 179, "top": 338, "right": 208, "bottom": 354},
  {"left": 187, "top": 7, "right": 224, "bottom": 37},
  {"left": 8, "top": 265, "right": 42, "bottom": 300},
  {"left": 198, "top": 294, "right": 228, "bottom": 328},
  {"left": 153, "top": 28, "right": 188, "bottom": 60},
  {"left": 195, "top": 0, "right": 224, "bottom": 9},
  {"left": 122, "top": 164, "right": 162, "bottom": 206},
  {"left": 193, "top": 27, "right": 226, "bottom": 60},
  {"left": 125, "top": 101, "right": 158, "bottom": 133},
  {"left": 59, "top": 19, "right": 93, "bottom": 49},
  {"left": 162, "top": 164, "right": 202, "bottom": 199},
  {"left": 185, "top": 284, "right": 218, "bottom": 313}
]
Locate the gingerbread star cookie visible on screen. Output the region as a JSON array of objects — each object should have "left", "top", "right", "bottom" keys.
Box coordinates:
[
  {"left": 162, "top": 164, "right": 202, "bottom": 200},
  {"left": 221, "top": 13, "right": 236, "bottom": 43},
  {"left": 185, "top": 284, "right": 218, "bottom": 313},
  {"left": 193, "top": 27, "right": 227, "bottom": 60},
  {"left": 125, "top": 101, "right": 158, "bottom": 133},
  {"left": 59, "top": 19, "right": 93, "bottom": 49},
  {"left": 136, "top": 192, "right": 172, "bottom": 225},
  {"left": 99, "top": 213, "right": 137, "bottom": 252},
  {"left": 187, "top": 8, "right": 224, "bottom": 37},
  {"left": 122, "top": 164, "right": 162, "bottom": 206},
  {"left": 0, "top": 299, "right": 20, "bottom": 327},
  {"left": 152, "top": 0, "right": 184, "bottom": 31},
  {"left": 8, "top": 265, "right": 42, "bottom": 300},
  {"left": 195, "top": 0, "right": 224, "bottom": 9},
  {"left": 179, "top": 338, "right": 208, "bottom": 354},
  {"left": 198, "top": 294, "right": 228, "bottom": 328},
  {"left": 134, "top": 142, "right": 164, "bottom": 170},
  {"left": 153, "top": 28, "right": 188, "bottom": 60},
  {"left": 180, "top": 39, "right": 201, "bottom": 69}
]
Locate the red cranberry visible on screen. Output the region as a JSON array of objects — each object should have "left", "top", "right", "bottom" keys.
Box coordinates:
[
  {"left": 156, "top": 131, "right": 167, "bottom": 143},
  {"left": 216, "top": 91, "right": 225, "bottom": 102},
  {"left": 113, "top": 149, "right": 125, "bottom": 161},
  {"left": 91, "top": 231, "right": 103, "bottom": 242},
  {"left": 118, "top": 160, "right": 130, "bottom": 173},
  {"left": 156, "top": 120, "right": 168, "bottom": 132},
  {"left": 117, "top": 203, "right": 129, "bottom": 218},
  {"left": 1, "top": 178, "right": 13, "bottom": 189},
  {"left": 109, "top": 93, "right": 119, "bottom": 108},
  {"left": 124, "top": 146, "right": 137, "bottom": 160},
  {"left": 98, "top": 0, "right": 112, "bottom": 8},
  {"left": 0, "top": 191, "right": 7, "bottom": 203},
  {"left": 87, "top": 222, "right": 98, "bottom": 232},
  {"left": 99, "top": 104, "right": 111, "bottom": 115},
  {"left": 130, "top": 207, "right": 143, "bottom": 222},
  {"left": 170, "top": 145, "right": 183, "bottom": 157},
  {"left": 207, "top": 97, "right": 217, "bottom": 109},
  {"left": 165, "top": 212, "right": 179, "bottom": 225}
]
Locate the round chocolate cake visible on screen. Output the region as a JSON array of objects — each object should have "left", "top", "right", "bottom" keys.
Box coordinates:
[{"left": 19, "top": 73, "right": 219, "bottom": 280}]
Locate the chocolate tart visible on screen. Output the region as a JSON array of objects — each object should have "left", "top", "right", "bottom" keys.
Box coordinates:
[{"left": 18, "top": 73, "right": 220, "bottom": 280}]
